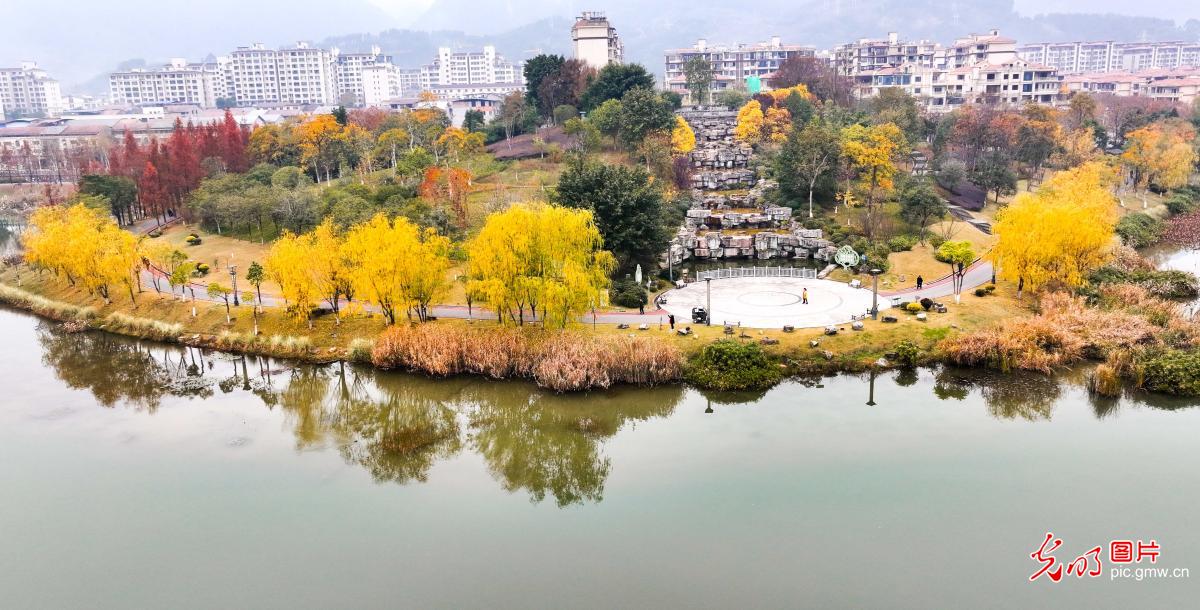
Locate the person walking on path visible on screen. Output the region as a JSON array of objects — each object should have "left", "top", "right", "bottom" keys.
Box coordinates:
[
  {"left": 668, "top": 314, "right": 675, "bottom": 329},
  {"left": 639, "top": 303, "right": 645, "bottom": 315},
  {"left": 916, "top": 275, "right": 924, "bottom": 290},
  {"left": 802, "top": 288, "right": 809, "bottom": 304}
]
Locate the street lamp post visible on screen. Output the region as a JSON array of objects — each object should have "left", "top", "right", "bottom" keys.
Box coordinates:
[
  {"left": 705, "top": 277, "right": 712, "bottom": 326},
  {"left": 229, "top": 264, "right": 239, "bottom": 306},
  {"left": 870, "top": 268, "right": 881, "bottom": 320}
]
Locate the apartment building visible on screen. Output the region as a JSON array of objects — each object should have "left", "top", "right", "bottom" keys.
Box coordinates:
[
  {"left": 664, "top": 37, "right": 817, "bottom": 101},
  {"left": 572, "top": 11, "right": 623, "bottom": 70},
  {"left": 833, "top": 32, "right": 941, "bottom": 76},
  {"left": 1019, "top": 40, "right": 1200, "bottom": 74},
  {"left": 109, "top": 58, "right": 230, "bottom": 107},
  {"left": 334, "top": 46, "right": 397, "bottom": 106},
  {"left": 1062, "top": 68, "right": 1200, "bottom": 104},
  {"left": 0, "top": 62, "right": 64, "bottom": 118},
  {"left": 845, "top": 30, "right": 1063, "bottom": 112},
  {"left": 417, "top": 46, "right": 521, "bottom": 89}
]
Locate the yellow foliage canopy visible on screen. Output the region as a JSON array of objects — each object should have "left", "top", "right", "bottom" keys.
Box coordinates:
[
  {"left": 734, "top": 101, "right": 765, "bottom": 144},
  {"left": 1122, "top": 121, "right": 1197, "bottom": 191},
  {"left": 671, "top": 116, "right": 696, "bottom": 155},
  {"left": 341, "top": 214, "right": 452, "bottom": 324},
  {"left": 24, "top": 204, "right": 141, "bottom": 303},
  {"left": 466, "top": 203, "right": 615, "bottom": 328},
  {"left": 990, "top": 161, "right": 1119, "bottom": 292}
]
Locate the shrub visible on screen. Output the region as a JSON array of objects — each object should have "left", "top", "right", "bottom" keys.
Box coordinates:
[
  {"left": 1166, "top": 193, "right": 1197, "bottom": 216},
  {"left": 887, "top": 235, "right": 918, "bottom": 252},
  {"left": 193, "top": 263, "right": 211, "bottom": 276},
  {"left": 974, "top": 287, "right": 989, "bottom": 297},
  {"left": 919, "top": 297, "right": 934, "bottom": 310},
  {"left": 928, "top": 234, "right": 946, "bottom": 249},
  {"left": 1140, "top": 350, "right": 1200, "bottom": 396},
  {"left": 905, "top": 302, "right": 923, "bottom": 313},
  {"left": 186, "top": 234, "right": 202, "bottom": 245},
  {"left": 1089, "top": 266, "right": 1199, "bottom": 301},
  {"left": 684, "top": 339, "right": 783, "bottom": 391},
  {"left": 1115, "top": 212, "right": 1164, "bottom": 248},
  {"left": 893, "top": 339, "right": 920, "bottom": 366},
  {"left": 609, "top": 277, "right": 648, "bottom": 309}
]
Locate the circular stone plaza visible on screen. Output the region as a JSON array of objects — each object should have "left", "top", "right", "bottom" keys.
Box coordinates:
[{"left": 661, "top": 275, "right": 889, "bottom": 329}]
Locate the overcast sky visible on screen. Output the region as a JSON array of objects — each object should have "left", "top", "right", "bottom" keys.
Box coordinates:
[{"left": 363, "top": 0, "right": 1200, "bottom": 23}]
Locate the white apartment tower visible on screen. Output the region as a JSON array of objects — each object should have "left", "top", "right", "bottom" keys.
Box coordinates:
[
  {"left": 109, "top": 58, "right": 229, "bottom": 107},
  {"left": 334, "top": 46, "right": 398, "bottom": 106},
  {"left": 572, "top": 11, "right": 623, "bottom": 70},
  {"left": 226, "top": 42, "right": 336, "bottom": 106},
  {"left": 1018, "top": 40, "right": 1200, "bottom": 74},
  {"left": 0, "top": 62, "right": 64, "bottom": 118},
  {"left": 418, "top": 46, "right": 521, "bottom": 89}
]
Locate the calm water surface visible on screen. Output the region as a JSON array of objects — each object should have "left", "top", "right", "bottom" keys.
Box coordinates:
[{"left": 1, "top": 304, "right": 1199, "bottom": 608}]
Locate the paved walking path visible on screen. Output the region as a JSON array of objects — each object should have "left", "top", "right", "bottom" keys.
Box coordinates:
[{"left": 134, "top": 220, "right": 995, "bottom": 328}]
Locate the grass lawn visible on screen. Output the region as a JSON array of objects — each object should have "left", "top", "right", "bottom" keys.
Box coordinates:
[
  {"left": 4, "top": 259, "right": 1030, "bottom": 373},
  {"left": 152, "top": 222, "right": 280, "bottom": 293}
]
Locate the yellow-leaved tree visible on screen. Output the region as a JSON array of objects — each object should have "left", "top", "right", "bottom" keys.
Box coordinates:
[
  {"left": 342, "top": 213, "right": 451, "bottom": 324},
  {"left": 265, "top": 231, "right": 321, "bottom": 328},
  {"left": 24, "top": 203, "right": 141, "bottom": 303},
  {"left": 1121, "top": 121, "right": 1197, "bottom": 198},
  {"left": 840, "top": 122, "right": 908, "bottom": 237},
  {"left": 466, "top": 203, "right": 614, "bottom": 327},
  {"left": 307, "top": 219, "right": 355, "bottom": 324},
  {"left": 990, "top": 161, "right": 1119, "bottom": 298},
  {"left": 671, "top": 116, "right": 696, "bottom": 155},
  {"left": 734, "top": 101, "right": 765, "bottom": 145}
]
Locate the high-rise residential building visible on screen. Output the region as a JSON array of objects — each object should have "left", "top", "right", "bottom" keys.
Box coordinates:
[
  {"left": 0, "top": 62, "right": 64, "bottom": 118},
  {"left": 572, "top": 11, "right": 623, "bottom": 70},
  {"left": 333, "top": 46, "right": 397, "bottom": 106},
  {"left": 226, "top": 42, "right": 336, "bottom": 106},
  {"left": 109, "top": 58, "right": 230, "bottom": 107},
  {"left": 842, "top": 30, "right": 1062, "bottom": 112},
  {"left": 664, "top": 37, "right": 816, "bottom": 101},
  {"left": 1018, "top": 40, "right": 1200, "bottom": 74},
  {"left": 413, "top": 46, "right": 523, "bottom": 100},
  {"left": 418, "top": 46, "right": 521, "bottom": 88}
]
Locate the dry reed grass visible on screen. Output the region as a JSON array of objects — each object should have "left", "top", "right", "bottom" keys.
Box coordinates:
[
  {"left": 941, "top": 288, "right": 1198, "bottom": 374},
  {"left": 372, "top": 324, "right": 683, "bottom": 391}
]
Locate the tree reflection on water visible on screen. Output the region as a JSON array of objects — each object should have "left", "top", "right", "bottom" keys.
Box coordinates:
[{"left": 34, "top": 320, "right": 1196, "bottom": 507}]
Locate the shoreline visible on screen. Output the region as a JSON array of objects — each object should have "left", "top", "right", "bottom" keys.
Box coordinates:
[{"left": 0, "top": 274, "right": 964, "bottom": 389}]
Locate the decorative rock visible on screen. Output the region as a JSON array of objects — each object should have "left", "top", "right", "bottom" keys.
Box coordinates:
[
  {"left": 760, "top": 337, "right": 779, "bottom": 345},
  {"left": 875, "top": 358, "right": 889, "bottom": 367},
  {"left": 916, "top": 312, "right": 927, "bottom": 322},
  {"left": 881, "top": 315, "right": 898, "bottom": 323},
  {"left": 852, "top": 321, "right": 864, "bottom": 331},
  {"left": 809, "top": 339, "right": 820, "bottom": 347},
  {"left": 822, "top": 350, "right": 834, "bottom": 361},
  {"left": 824, "top": 326, "right": 838, "bottom": 336}
]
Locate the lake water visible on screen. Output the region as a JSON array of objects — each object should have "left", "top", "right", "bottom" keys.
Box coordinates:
[{"left": 1, "top": 306, "right": 1198, "bottom": 609}]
